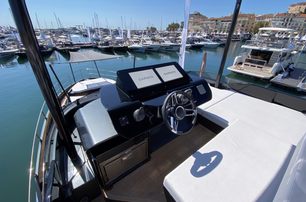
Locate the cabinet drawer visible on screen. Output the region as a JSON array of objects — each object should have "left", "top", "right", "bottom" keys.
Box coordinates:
[{"left": 99, "top": 139, "right": 148, "bottom": 184}]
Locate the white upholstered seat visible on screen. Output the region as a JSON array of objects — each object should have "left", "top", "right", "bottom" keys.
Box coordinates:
[{"left": 164, "top": 87, "right": 306, "bottom": 202}]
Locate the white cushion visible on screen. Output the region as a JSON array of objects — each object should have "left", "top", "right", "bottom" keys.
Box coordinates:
[
  {"left": 70, "top": 78, "right": 115, "bottom": 94},
  {"left": 164, "top": 120, "right": 294, "bottom": 202},
  {"left": 198, "top": 87, "right": 306, "bottom": 146},
  {"left": 199, "top": 87, "right": 235, "bottom": 110},
  {"left": 164, "top": 87, "right": 306, "bottom": 201}
]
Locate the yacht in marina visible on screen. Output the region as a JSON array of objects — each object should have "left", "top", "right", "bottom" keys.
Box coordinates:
[
  {"left": 128, "top": 43, "right": 146, "bottom": 53},
  {"left": 128, "top": 44, "right": 146, "bottom": 53},
  {"left": 0, "top": 46, "right": 18, "bottom": 60},
  {"left": 0, "top": 39, "right": 18, "bottom": 59},
  {"left": 142, "top": 38, "right": 160, "bottom": 52},
  {"left": 128, "top": 39, "right": 146, "bottom": 53},
  {"left": 159, "top": 39, "right": 181, "bottom": 52},
  {"left": 228, "top": 27, "right": 298, "bottom": 79},
  {"left": 16, "top": 43, "right": 54, "bottom": 58},
  {"left": 55, "top": 41, "right": 80, "bottom": 54},
  {"left": 198, "top": 38, "right": 220, "bottom": 48},
  {"left": 97, "top": 40, "right": 113, "bottom": 53},
  {"left": 8, "top": 1, "right": 306, "bottom": 202}
]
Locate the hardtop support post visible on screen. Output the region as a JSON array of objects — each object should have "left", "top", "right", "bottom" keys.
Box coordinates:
[
  {"left": 215, "top": 0, "right": 242, "bottom": 88},
  {"left": 9, "top": 0, "right": 83, "bottom": 172}
]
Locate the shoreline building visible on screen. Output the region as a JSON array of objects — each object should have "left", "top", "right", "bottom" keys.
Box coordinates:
[
  {"left": 255, "top": 14, "right": 274, "bottom": 24},
  {"left": 289, "top": 2, "right": 306, "bottom": 14},
  {"left": 200, "top": 14, "right": 255, "bottom": 34},
  {"left": 188, "top": 12, "right": 208, "bottom": 33},
  {"left": 271, "top": 13, "right": 306, "bottom": 35}
]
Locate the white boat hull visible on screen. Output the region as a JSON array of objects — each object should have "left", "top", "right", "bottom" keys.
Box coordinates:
[
  {"left": 128, "top": 46, "right": 146, "bottom": 53},
  {"left": 159, "top": 44, "right": 180, "bottom": 52},
  {"left": 202, "top": 42, "right": 220, "bottom": 48},
  {"left": 144, "top": 44, "right": 160, "bottom": 51},
  {"left": 0, "top": 49, "right": 18, "bottom": 60}
]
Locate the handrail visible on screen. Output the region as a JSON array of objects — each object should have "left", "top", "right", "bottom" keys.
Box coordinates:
[
  {"left": 28, "top": 101, "right": 47, "bottom": 202},
  {"left": 27, "top": 65, "right": 118, "bottom": 202},
  {"left": 244, "top": 39, "right": 288, "bottom": 49},
  {"left": 48, "top": 58, "right": 120, "bottom": 91},
  {"left": 44, "top": 160, "right": 56, "bottom": 202}
]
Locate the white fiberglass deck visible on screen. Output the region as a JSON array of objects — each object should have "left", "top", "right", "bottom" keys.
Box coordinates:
[
  {"left": 164, "top": 87, "right": 306, "bottom": 202},
  {"left": 228, "top": 65, "right": 274, "bottom": 79}
]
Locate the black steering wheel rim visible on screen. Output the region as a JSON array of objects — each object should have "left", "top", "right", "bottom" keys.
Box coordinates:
[{"left": 161, "top": 90, "right": 197, "bottom": 135}]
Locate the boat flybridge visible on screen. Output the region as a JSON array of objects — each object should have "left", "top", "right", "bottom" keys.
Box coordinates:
[
  {"left": 228, "top": 27, "right": 298, "bottom": 79},
  {"left": 8, "top": 1, "right": 306, "bottom": 202}
]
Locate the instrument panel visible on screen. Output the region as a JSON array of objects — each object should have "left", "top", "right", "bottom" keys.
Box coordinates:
[
  {"left": 100, "top": 62, "right": 212, "bottom": 138},
  {"left": 116, "top": 62, "right": 191, "bottom": 101},
  {"left": 75, "top": 62, "right": 212, "bottom": 149}
]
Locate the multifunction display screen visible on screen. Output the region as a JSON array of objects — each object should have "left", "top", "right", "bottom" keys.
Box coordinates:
[{"left": 129, "top": 69, "right": 161, "bottom": 89}]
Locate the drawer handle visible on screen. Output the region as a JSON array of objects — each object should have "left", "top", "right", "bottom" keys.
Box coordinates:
[{"left": 122, "top": 152, "right": 133, "bottom": 161}]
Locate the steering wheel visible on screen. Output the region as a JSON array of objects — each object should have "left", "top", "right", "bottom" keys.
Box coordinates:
[{"left": 161, "top": 90, "right": 197, "bottom": 135}]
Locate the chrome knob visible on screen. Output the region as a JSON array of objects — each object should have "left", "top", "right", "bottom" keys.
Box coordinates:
[
  {"left": 184, "top": 89, "right": 193, "bottom": 98},
  {"left": 133, "top": 107, "right": 145, "bottom": 122}
]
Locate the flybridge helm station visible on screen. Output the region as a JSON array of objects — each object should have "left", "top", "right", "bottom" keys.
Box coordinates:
[
  {"left": 74, "top": 62, "right": 212, "bottom": 187},
  {"left": 75, "top": 62, "right": 212, "bottom": 142}
]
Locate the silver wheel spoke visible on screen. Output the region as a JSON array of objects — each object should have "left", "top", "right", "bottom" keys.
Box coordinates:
[
  {"left": 174, "top": 119, "right": 179, "bottom": 132},
  {"left": 183, "top": 102, "right": 192, "bottom": 107},
  {"left": 170, "top": 116, "right": 179, "bottom": 132},
  {"left": 185, "top": 109, "right": 195, "bottom": 116},
  {"left": 171, "top": 93, "right": 178, "bottom": 106}
]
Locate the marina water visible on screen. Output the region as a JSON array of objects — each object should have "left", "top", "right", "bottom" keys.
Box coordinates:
[{"left": 0, "top": 42, "right": 305, "bottom": 201}]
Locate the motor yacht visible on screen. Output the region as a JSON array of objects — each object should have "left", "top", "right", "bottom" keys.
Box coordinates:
[
  {"left": 159, "top": 39, "right": 180, "bottom": 52},
  {"left": 128, "top": 40, "right": 146, "bottom": 53},
  {"left": 142, "top": 38, "right": 160, "bottom": 52},
  {"left": 228, "top": 27, "right": 299, "bottom": 79},
  {"left": 0, "top": 46, "right": 18, "bottom": 60},
  {"left": 198, "top": 39, "right": 220, "bottom": 48},
  {"left": 55, "top": 42, "right": 80, "bottom": 54}
]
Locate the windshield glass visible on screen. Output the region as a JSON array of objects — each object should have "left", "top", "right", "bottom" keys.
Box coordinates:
[{"left": 5, "top": 0, "right": 301, "bottom": 101}]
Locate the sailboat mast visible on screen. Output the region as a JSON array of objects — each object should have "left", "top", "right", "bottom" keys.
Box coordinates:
[
  {"left": 53, "top": 12, "right": 60, "bottom": 28},
  {"left": 160, "top": 16, "right": 163, "bottom": 31},
  {"left": 35, "top": 12, "right": 41, "bottom": 30},
  {"left": 121, "top": 16, "right": 124, "bottom": 38}
]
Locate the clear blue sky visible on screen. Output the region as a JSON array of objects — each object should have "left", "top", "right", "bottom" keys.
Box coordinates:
[{"left": 0, "top": 0, "right": 305, "bottom": 29}]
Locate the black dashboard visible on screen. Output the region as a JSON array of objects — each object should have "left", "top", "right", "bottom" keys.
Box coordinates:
[
  {"left": 99, "top": 62, "right": 212, "bottom": 138},
  {"left": 116, "top": 62, "right": 191, "bottom": 101}
]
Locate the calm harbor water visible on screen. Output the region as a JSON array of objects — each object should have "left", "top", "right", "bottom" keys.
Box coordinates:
[{"left": 0, "top": 42, "right": 305, "bottom": 201}]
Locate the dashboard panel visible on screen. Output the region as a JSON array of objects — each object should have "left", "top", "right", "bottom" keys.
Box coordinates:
[
  {"left": 116, "top": 62, "right": 191, "bottom": 101},
  {"left": 75, "top": 62, "right": 212, "bottom": 146}
]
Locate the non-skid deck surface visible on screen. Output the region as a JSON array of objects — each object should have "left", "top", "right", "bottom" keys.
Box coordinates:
[{"left": 105, "top": 124, "right": 216, "bottom": 202}]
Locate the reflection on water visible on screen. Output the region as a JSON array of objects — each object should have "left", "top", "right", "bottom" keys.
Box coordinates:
[{"left": 0, "top": 56, "right": 16, "bottom": 66}]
